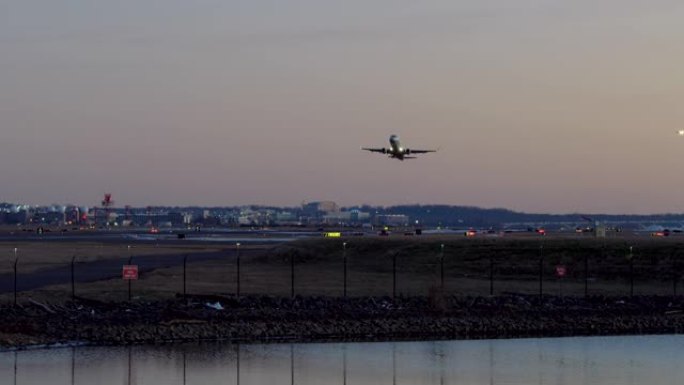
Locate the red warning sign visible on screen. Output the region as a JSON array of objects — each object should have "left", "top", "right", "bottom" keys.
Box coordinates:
[
  {"left": 122, "top": 265, "right": 139, "bottom": 280},
  {"left": 555, "top": 265, "right": 567, "bottom": 278}
]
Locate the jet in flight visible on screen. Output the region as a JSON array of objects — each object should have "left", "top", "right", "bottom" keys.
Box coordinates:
[{"left": 362, "top": 135, "right": 437, "bottom": 160}]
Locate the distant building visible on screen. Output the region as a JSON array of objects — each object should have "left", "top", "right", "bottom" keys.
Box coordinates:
[
  {"left": 322, "top": 211, "right": 351, "bottom": 225},
  {"left": 595, "top": 224, "right": 607, "bottom": 238},
  {"left": 183, "top": 213, "right": 194, "bottom": 225},
  {"left": 126, "top": 212, "right": 184, "bottom": 227},
  {"left": 374, "top": 214, "right": 409, "bottom": 227},
  {"left": 30, "top": 210, "right": 65, "bottom": 225},
  {"left": 302, "top": 201, "right": 339, "bottom": 216},
  {"left": 349, "top": 209, "right": 371, "bottom": 223},
  {"left": 64, "top": 206, "right": 81, "bottom": 225},
  {"left": 317, "top": 201, "right": 339, "bottom": 213},
  {"left": 3, "top": 209, "right": 29, "bottom": 224},
  {"left": 322, "top": 209, "right": 371, "bottom": 225}
]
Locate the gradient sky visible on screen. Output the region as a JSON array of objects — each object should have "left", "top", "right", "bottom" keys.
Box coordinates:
[{"left": 2, "top": 1, "right": 684, "bottom": 213}]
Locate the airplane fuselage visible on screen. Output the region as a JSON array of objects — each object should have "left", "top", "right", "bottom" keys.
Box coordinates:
[{"left": 389, "top": 135, "right": 407, "bottom": 160}]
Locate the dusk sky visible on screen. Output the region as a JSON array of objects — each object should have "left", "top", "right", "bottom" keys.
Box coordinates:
[{"left": 2, "top": 1, "right": 684, "bottom": 213}]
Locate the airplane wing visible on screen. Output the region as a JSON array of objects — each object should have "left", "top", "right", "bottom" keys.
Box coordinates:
[
  {"left": 407, "top": 149, "right": 436, "bottom": 154},
  {"left": 361, "top": 147, "right": 386, "bottom": 153}
]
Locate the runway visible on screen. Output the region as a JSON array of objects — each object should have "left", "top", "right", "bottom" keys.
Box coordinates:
[
  {"left": 0, "top": 248, "right": 263, "bottom": 294},
  {"left": 0, "top": 228, "right": 318, "bottom": 245}
]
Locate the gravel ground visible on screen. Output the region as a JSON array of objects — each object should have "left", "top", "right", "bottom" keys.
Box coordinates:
[{"left": 2, "top": 293, "right": 684, "bottom": 349}]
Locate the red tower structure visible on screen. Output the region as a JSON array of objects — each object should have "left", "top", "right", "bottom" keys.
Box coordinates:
[{"left": 101, "top": 193, "right": 114, "bottom": 225}]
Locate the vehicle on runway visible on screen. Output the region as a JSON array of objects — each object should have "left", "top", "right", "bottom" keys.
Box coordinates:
[{"left": 362, "top": 135, "right": 436, "bottom": 160}]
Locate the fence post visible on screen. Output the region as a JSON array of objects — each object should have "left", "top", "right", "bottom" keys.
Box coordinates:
[
  {"left": 343, "top": 242, "right": 347, "bottom": 298},
  {"left": 539, "top": 245, "right": 544, "bottom": 302},
  {"left": 489, "top": 254, "right": 494, "bottom": 296},
  {"left": 393, "top": 253, "right": 397, "bottom": 299},
  {"left": 236, "top": 243, "right": 241, "bottom": 298},
  {"left": 584, "top": 247, "right": 590, "bottom": 297},
  {"left": 440, "top": 244, "right": 445, "bottom": 292},
  {"left": 127, "top": 255, "right": 133, "bottom": 302},
  {"left": 71, "top": 255, "right": 77, "bottom": 300},
  {"left": 628, "top": 246, "right": 634, "bottom": 297},
  {"left": 291, "top": 251, "right": 295, "bottom": 298},
  {"left": 183, "top": 254, "right": 188, "bottom": 300},
  {"left": 673, "top": 251, "right": 678, "bottom": 297},
  {"left": 13, "top": 249, "right": 19, "bottom": 306}
]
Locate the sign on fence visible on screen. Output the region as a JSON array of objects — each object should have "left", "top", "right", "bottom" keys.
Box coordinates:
[
  {"left": 122, "top": 265, "right": 139, "bottom": 280},
  {"left": 555, "top": 265, "right": 567, "bottom": 278}
]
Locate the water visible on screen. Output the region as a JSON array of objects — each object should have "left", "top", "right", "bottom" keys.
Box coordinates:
[{"left": 2, "top": 335, "right": 684, "bottom": 384}]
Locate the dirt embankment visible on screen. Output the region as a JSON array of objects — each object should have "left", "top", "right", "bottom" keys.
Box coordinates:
[{"left": 2, "top": 294, "right": 684, "bottom": 349}]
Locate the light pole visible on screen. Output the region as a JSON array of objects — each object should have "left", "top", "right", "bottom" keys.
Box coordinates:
[
  {"left": 236, "top": 242, "right": 241, "bottom": 298},
  {"left": 343, "top": 242, "right": 347, "bottom": 298}
]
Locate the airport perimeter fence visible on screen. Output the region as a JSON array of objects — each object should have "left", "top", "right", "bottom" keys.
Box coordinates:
[{"left": 3, "top": 243, "right": 684, "bottom": 303}]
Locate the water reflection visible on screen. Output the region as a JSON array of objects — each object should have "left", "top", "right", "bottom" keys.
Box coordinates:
[{"left": 2, "top": 335, "right": 684, "bottom": 385}]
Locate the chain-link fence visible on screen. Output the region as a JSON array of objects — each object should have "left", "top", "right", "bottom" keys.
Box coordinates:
[{"left": 2, "top": 241, "right": 684, "bottom": 303}]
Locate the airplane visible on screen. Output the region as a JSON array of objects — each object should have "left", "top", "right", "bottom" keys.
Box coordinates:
[{"left": 362, "top": 135, "right": 437, "bottom": 160}]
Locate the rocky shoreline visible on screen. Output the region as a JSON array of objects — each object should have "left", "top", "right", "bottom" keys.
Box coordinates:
[{"left": 2, "top": 294, "right": 684, "bottom": 349}]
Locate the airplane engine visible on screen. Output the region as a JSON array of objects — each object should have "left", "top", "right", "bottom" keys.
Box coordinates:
[
  {"left": 404, "top": 148, "right": 411, "bottom": 155},
  {"left": 382, "top": 148, "right": 387, "bottom": 154}
]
